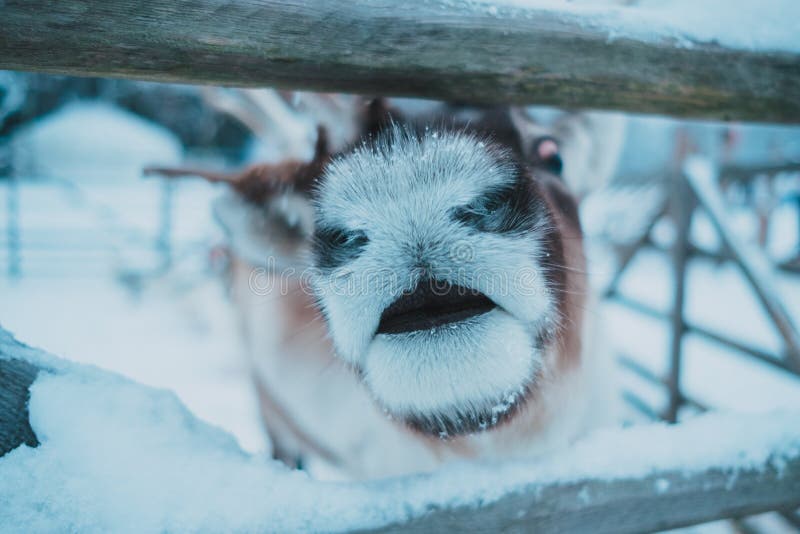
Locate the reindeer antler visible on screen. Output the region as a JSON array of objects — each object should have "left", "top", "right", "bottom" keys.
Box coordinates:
[{"left": 144, "top": 127, "right": 330, "bottom": 205}]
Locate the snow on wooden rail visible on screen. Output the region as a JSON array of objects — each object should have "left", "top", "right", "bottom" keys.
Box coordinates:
[
  {"left": 1, "top": 0, "right": 799, "bottom": 124},
  {"left": 1, "top": 328, "right": 799, "bottom": 532}
]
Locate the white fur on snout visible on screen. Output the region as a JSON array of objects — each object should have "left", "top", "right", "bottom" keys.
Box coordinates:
[
  {"left": 312, "top": 127, "right": 555, "bottom": 419},
  {"left": 363, "top": 309, "right": 539, "bottom": 416}
]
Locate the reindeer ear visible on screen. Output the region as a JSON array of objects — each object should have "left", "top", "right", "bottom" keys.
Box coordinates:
[
  {"left": 509, "top": 107, "right": 564, "bottom": 175},
  {"left": 530, "top": 136, "right": 564, "bottom": 176}
]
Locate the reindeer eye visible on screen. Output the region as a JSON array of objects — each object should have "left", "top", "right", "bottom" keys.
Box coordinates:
[
  {"left": 451, "top": 181, "right": 533, "bottom": 235},
  {"left": 313, "top": 225, "right": 369, "bottom": 270}
]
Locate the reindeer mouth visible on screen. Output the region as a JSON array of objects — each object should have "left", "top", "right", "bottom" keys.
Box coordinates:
[
  {"left": 376, "top": 280, "right": 496, "bottom": 335},
  {"left": 403, "top": 385, "right": 529, "bottom": 438}
]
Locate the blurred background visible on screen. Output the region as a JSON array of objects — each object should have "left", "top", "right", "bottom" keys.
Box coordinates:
[{"left": 0, "top": 70, "right": 799, "bottom": 529}]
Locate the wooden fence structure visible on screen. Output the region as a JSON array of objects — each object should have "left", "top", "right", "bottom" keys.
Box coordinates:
[
  {"left": 1, "top": 0, "right": 799, "bottom": 123},
  {"left": 1, "top": 0, "right": 800, "bottom": 531},
  {"left": 607, "top": 158, "right": 800, "bottom": 420}
]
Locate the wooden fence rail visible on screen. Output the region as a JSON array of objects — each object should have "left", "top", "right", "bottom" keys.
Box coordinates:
[{"left": 1, "top": 0, "right": 799, "bottom": 123}]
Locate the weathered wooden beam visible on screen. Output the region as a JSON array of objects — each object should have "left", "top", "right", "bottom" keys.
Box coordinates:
[
  {"left": 1, "top": 1, "right": 799, "bottom": 123},
  {"left": 368, "top": 457, "right": 800, "bottom": 534}
]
